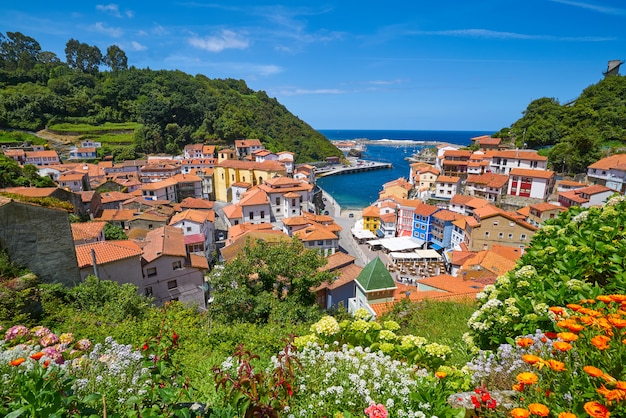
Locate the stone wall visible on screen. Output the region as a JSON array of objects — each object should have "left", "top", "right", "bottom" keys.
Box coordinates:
[{"left": 0, "top": 200, "right": 80, "bottom": 286}]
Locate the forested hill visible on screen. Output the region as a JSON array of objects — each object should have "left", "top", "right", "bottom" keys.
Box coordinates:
[
  {"left": 495, "top": 73, "right": 626, "bottom": 174},
  {"left": 0, "top": 32, "right": 341, "bottom": 163}
]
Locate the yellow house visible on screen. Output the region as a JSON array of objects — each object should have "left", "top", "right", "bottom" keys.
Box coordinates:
[
  {"left": 362, "top": 205, "right": 380, "bottom": 234},
  {"left": 214, "top": 159, "right": 286, "bottom": 202},
  {"left": 379, "top": 178, "right": 412, "bottom": 200}
]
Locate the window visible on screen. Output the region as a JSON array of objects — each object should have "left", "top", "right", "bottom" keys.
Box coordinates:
[
  {"left": 508, "top": 233, "right": 513, "bottom": 239},
  {"left": 260, "top": 211, "right": 265, "bottom": 219},
  {"left": 493, "top": 221, "right": 499, "bottom": 226},
  {"left": 186, "top": 227, "right": 192, "bottom": 232},
  {"left": 317, "top": 240, "right": 324, "bottom": 246},
  {"left": 485, "top": 231, "right": 490, "bottom": 237},
  {"left": 291, "top": 199, "right": 296, "bottom": 206},
  {"left": 521, "top": 234, "right": 527, "bottom": 241},
  {"left": 147, "top": 267, "right": 157, "bottom": 277},
  {"left": 498, "top": 232, "right": 504, "bottom": 238},
  {"left": 145, "top": 287, "right": 153, "bottom": 296},
  {"left": 275, "top": 197, "right": 280, "bottom": 205},
  {"left": 249, "top": 212, "right": 254, "bottom": 220},
  {"left": 172, "top": 261, "right": 182, "bottom": 270},
  {"left": 167, "top": 280, "right": 178, "bottom": 290}
]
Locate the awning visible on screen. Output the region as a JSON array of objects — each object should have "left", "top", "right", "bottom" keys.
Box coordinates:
[{"left": 429, "top": 243, "right": 443, "bottom": 251}]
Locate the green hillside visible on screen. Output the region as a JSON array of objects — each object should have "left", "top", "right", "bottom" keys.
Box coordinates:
[
  {"left": 495, "top": 73, "right": 626, "bottom": 173},
  {"left": 0, "top": 32, "right": 341, "bottom": 163}
]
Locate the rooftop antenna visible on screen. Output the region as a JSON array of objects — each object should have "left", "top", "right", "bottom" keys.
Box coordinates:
[{"left": 603, "top": 60, "right": 624, "bottom": 78}]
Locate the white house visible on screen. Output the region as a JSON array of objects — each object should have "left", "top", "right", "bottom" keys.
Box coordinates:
[{"left": 507, "top": 168, "right": 556, "bottom": 200}]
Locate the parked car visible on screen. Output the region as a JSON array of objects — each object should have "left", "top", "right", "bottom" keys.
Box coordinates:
[
  {"left": 324, "top": 210, "right": 329, "bottom": 215},
  {"left": 217, "top": 231, "right": 225, "bottom": 241},
  {"left": 349, "top": 213, "right": 354, "bottom": 218}
]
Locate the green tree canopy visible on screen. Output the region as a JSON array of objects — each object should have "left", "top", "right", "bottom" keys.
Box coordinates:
[{"left": 208, "top": 238, "right": 332, "bottom": 324}]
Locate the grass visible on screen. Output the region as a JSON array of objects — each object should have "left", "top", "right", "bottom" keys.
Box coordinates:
[
  {"left": 47, "top": 122, "right": 140, "bottom": 133},
  {"left": 0, "top": 130, "right": 47, "bottom": 145},
  {"left": 382, "top": 298, "right": 478, "bottom": 366},
  {"left": 81, "top": 132, "right": 135, "bottom": 145}
]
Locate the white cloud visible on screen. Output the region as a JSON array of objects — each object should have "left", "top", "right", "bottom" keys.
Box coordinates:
[
  {"left": 188, "top": 30, "right": 249, "bottom": 52},
  {"left": 96, "top": 3, "right": 133, "bottom": 18},
  {"left": 128, "top": 41, "right": 147, "bottom": 51},
  {"left": 549, "top": 0, "right": 626, "bottom": 16},
  {"left": 366, "top": 79, "right": 405, "bottom": 86},
  {"left": 410, "top": 28, "right": 614, "bottom": 42},
  {"left": 92, "top": 22, "right": 123, "bottom": 37},
  {"left": 273, "top": 87, "right": 345, "bottom": 96}
]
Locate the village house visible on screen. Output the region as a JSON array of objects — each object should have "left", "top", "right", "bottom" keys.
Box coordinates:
[
  {"left": 71, "top": 221, "right": 106, "bottom": 245},
  {"left": 68, "top": 147, "right": 97, "bottom": 160},
  {"left": 465, "top": 173, "right": 510, "bottom": 203},
  {"left": 467, "top": 151, "right": 492, "bottom": 175},
  {"left": 471, "top": 135, "right": 503, "bottom": 151},
  {"left": 293, "top": 223, "right": 339, "bottom": 256},
  {"left": 25, "top": 150, "right": 60, "bottom": 166},
  {"left": 183, "top": 144, "right": 216, "bottom": 160},
  {"left": 462, "top": 205, "right": 538, "bottom": 252},
  {"left": 558, "top": 184, "right": 616, "bottom": 208},
  {"left": 507, "top": 168, "right": 556, "bottom": 200},
  {"left": 517, "top": 202, "right": 567, "bottom": 227},
  {"left": 409, "top": 162, "right": 440, "bottom": 197},
  {"left": 378, "top": 211, "right": 397, "bottom": 238},
  {"left": 77, "top": 190, "right": 102, "bottom": 217},
  {"left": 139, "top": 226, "right": 208, "bottom": 308},
  {"left": 100, "top": 191, "right": 134, "bottom": 210},
  {"left": 556, "top": 179, "right": 587, "bottom": 193},
  {"left": 379, "top": 178, "right": 412, "bottom": 200},
  {"left": 3, "top": 148, "right": 26, "bottom": 164},
  {"left": 434, "top": 144, "right": 462, "bottom": 172},
  {"left": 213, "top": 158, "right": 287, "bottom": 202},
  {"left": 139, "top": 161, "right": 181, "bottom": 183},
  {"left": 181, "top": 158, "right": 216, "bottom": 175},
  {"left": 258, "top": 176, "right": 314, "bottom": 220},
  {"left": 293, "top": 164, "right": 316, "bottom": 184},
  {"left": 412, "top": 203, "right": 440, "bottom": 242},
  {"left": 488, "top": 149, "right": 548, "bottom": 174},
  {"left": 395, "top": 198, "right": 422, "bottom": 237},
  {"left": 238, "top": 188, "right": 272, "bottom": 225},
  {"left": 348, "top": 257, "right": 397, "bottom": 317},
  {"left": 430, "top": 209, "right": 463, "bottom": 251},
  {"left": 440, "top": 149, "right": 472, "bottom": 177},
  {"left": 434, "top": 175, "right": 462, "bottom": 200},
  {"left": 169, "top": 209, "right": 216, "bottom": 262},
  {"left": 58, "top": 172, "right": 90, "bottom": 192},
  {"left": 362, "top": 205, "right": 381, "bottom": 234},
  {"left": 75, "top": 240, "right": 144, "bottom": 283},
  {"left": 234, "top": 139, "right": 264, "bottom": 159},
  {"left": 315, "top": 252, "right": 362, "bottom": 310},
  {"left": 277, "top": 152, "right": 295, "bottom": 176},
  {"left": 587, "top": 153, "right": 626, "bottom": 194}
]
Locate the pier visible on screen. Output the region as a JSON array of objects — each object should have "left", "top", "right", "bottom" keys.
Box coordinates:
[{"left": 316, "top": 159, "right": 392, "bottom": 177}]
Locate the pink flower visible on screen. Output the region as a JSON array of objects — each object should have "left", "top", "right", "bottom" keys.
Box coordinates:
[
  {"left": 75, "top": 338, "right": 92, "bottom": 351},
  {"left": 30, "top": 326, "right": 51, "bottom": 338},
  {"left": 365, "top": 403, "right": 388, "bottom": 418},
  {"left": 5, "top": 325, "right": 29, "bottom": 341}
]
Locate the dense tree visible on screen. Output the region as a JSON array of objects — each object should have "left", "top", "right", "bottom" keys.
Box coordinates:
[
  {"left": 103, "top": 223, "right": 128, "bottom": 240},
  {"left": 65, "top": 39, "right": 102, "bottom": 74},
  {"left": 0, "top": 31, "right": 41, "bottom": 71},
  {"left": 103, "top": 44, "right": 128, "bottom": 71},
  {"left": 208, "top": 238, "right": 332, "bottom": 324}
]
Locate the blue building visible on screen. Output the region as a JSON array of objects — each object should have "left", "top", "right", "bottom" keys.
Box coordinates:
[{"left": 412, "top": 203, "right": 439, "bottom": 243}]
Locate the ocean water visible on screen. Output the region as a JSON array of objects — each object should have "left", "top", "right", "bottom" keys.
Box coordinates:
[{"left": 316, "top": 129, "right": 492, "bottom": 209}]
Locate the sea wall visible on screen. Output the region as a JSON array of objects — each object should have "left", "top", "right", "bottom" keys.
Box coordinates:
[{"left": 0, "top": 200, "right": 81, "bottom": 286}]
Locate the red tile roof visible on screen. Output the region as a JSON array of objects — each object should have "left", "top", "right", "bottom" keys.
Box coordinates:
[
  {"left": 509, "top": 168, "right": 555, "bottom": 179},
  {"left": 436, "top": 175, "right": 461, "bottom": 183},
  {"left": 141, "top": 226, "right": 187, "bottom": 262},
  {"left": 71, "top": 221, "right": 106, "bottom": 242},
  {"left": 75, "top": 240, "right": 142, "bottom": 268},
  {"left": 588, "top": 154, "right": 626, "bottom": 170}
]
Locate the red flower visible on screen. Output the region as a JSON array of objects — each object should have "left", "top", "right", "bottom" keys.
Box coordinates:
[
  {"left": 30, "top": 352, "right": 45, "bottom": 361},
  {"left": 142, "top": 343, "right": 149, "bottom": 351},
  {"left": 9, "top": 358, "right": 25, "bottom": 367},
  {"left": 172, "top": 332, "right": 179, "bottom": 341}
]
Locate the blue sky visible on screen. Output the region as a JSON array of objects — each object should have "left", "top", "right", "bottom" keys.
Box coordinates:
[{"left": 1, "top": 1, "right": 625, "bottom": 132}]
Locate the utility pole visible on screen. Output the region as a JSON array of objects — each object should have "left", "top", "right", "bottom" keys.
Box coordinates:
[{"left": 91, "top": 248, "right": 99, "bottom": 279}]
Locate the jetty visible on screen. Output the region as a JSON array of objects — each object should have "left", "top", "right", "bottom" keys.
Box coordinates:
[{"left": 316, "top": 159, "right": 392, "bottom": 177}]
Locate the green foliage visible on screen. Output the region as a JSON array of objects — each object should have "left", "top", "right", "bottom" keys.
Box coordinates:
[
  {"left": 504, "top": 75, "right": 626, "bottom": 172},
  {"left": 470, "top": 194, "right": 626, "bottom": 349},
  {"left": 0, "top": 249, "right": 41, "bottom": 327},
  {"left": 0, "top": 31, "right": 341, "bottom": 163},
  {"left": 103, "top": 222, "right": 128, "bottom": 240},
  {"left": 207, "top": 238, "right": 330, "bottom": 324},
  {"left": 0, "top": 191, "right": 74, "bottom": 210},
  {"left": 0, "top": 130, "right": 46, "bottom": 145}
]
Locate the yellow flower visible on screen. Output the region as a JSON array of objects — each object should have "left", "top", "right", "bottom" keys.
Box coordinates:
[
  {"left": 528, "top": 403, "right": 550, "bottom": 417},
  {"left": 510, "top": 408, "right": 531, "bottom": 418},
  {"left": 547, "top": 359, "right": 566, "bottom": 372},
  {"left": 556, "top": 332, "right": 578, "bottom": 342}
]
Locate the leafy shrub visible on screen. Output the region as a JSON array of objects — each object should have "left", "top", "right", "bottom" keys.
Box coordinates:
[{"left": 470, "top": 195, "right": 626, "bottom": 349}]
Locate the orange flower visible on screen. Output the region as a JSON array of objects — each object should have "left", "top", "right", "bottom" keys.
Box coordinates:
[
  {"left": 553, "top": 341, "right": 573, "bottom": 352},
  {"left": 512, "top": 383, "right": 525, "bottom": 392},
  {"left": 566, "top": 303, "right": 582, "bottom": 311},
  {"left": 584, "top": 366, "right": 605, "bottom": 377},
  {"left": 9, "top": 358, "right": 25, "bottom": 367},
  {"left": 609, "top": 294, "right": 626, "bottom": 303},
  {"left": 579, "top": 308, "right": 603, "bottom": 317},
  {"left": 517, "top": 337, "right": 535, "bottom": 347},
  {"left": 435, "top": 371, "right": 447, "bottom": 379},
  {"left": 607, "top": 314, "right": 626, "bottom": 329},
  {"left": 557, "top": 413, "right": 577, "bottom": 418},
  {"left": 516, "top": 372, "right": 539, "bottom": 385},
  {"left": 597, "top": 385, "right": 626, "bottom": 403},
  {"left": 579, "top": 316, "right": 596, "bottom": 326},
  {"left": 528, "top": 403, "right": 550, "bottom": 417},
  {"left": 591, "top": 335, "right": 611, "bottom": 350},
  {"left": 566, "top": 323, "right": 584, "bottom": 332},
  {"left": 584, "top": 401, "right": 610, "bottom": 418},
  {"left": 547, "top": 359, "right": 566, "bottom": 372},
  {"left": 42, "top": 360, "right": 50, "bottom": 368},
  {"left": 510, "top": 408, "right": 531, "bottom": 418},
  {"left": 30, "top": 352, "right": 45, "bottom": 361},
  {"left": 557, "top": 319, "right": 584, "bottom": 332},
  {"left": 557, "top": 332, "right": 579, "bottom": 342},
  {"left": 522, "top": 354, "right": 543, "bottom": 365},
  {"left": 616, "top": 381, "right": 626, "bottom": 390},
  {"left": 549, "top": 306, "right": 566, "bottom": 315},
  {"left": 597, "top": 295, "right": 614, "bottom": 304}
]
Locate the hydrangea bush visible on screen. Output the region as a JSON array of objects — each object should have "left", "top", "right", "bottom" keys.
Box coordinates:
[{"left": 471, "top": 195, "right": 626, "bottom": 349}]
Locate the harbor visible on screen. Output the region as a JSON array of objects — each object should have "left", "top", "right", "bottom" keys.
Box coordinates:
[{"left": 315, "top": 158, "right": 393, "bottom": 177}]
